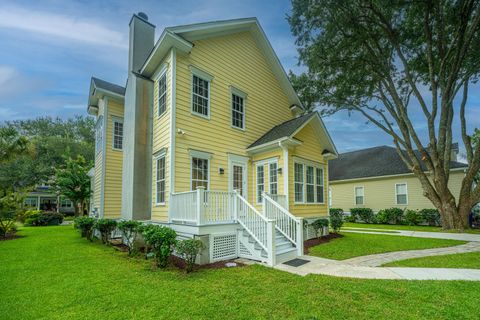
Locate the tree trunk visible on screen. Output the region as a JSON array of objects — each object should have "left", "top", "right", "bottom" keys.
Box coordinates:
[
  {"left": 439, "top": 200, "right": 470, "bottom": 231},
  {"left": 74, "top": 202, "right": 81, "bottom": 217}
]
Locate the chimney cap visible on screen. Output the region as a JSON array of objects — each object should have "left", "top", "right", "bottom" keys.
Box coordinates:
[{"left": 137, "top": 12, "right": 148, "bottom": 21}]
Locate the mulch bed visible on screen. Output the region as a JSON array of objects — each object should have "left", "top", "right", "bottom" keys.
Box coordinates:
[
  {"left": 304, "top": 233, "right": 343, "bottom": 254},
  {"left": 169, "top": 255, "right": 245, "bottom": 271}
]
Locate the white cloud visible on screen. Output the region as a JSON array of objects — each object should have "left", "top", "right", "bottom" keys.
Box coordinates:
[{"left": 0, "top": 6, "right": 127, "bottom": 48}]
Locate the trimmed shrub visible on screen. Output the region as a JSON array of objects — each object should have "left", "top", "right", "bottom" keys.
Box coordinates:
[
  {"left": 0, "top": 210, "right": 17, "bottom": 238},
  {"left": 329, "top": 208, "right": 344, "bottom": 233},
  {"left": 420, "top": 209, "right": 441, "bottom": 226},
  {"left": 350, "top": 208, "right": 375, "bottom": 223},
  {"left": 17, "top": 209, "right": 41, "bottom": 224},
  {"left": 344, "top": 215, "right": 357, "bottom": 223},
  {"left": 404, "top": 209, "right": 423, "bottom": 226},
  {"left": 74, "top": 216, "right": 96, "bottom": 241},
  {"left": 375, "top": 209, "right": 389, "bottom": 224},
  {"left": 118, "top": 220, "right": 142, "bottom": 255},
  {"left": 25, "top": 212, "right": 64, "bottom": 226},
  {"left": 176, "top": 239, "right": 205, "bottom": 273},
  {"left": 311, "top": 218, "right": 329, "bottom": 238},
  {"left": 142, "top": 225, "right": 177, "bottom": 268},
  {"left": 94, "top": 219, "right": 118, "bottom": 244},
  {"left": 376, "top": 207, "right": 404, "bottom": 225}
]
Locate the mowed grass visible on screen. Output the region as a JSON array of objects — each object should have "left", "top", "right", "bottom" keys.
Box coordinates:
[
  {"left": 1, "top": 227, "right": 480, "bottom": 320},
  {"left": 384, "top": 252, "right": 480, "bottom": 269},
  {"left": 308, "top": 232, "right": 466, "bottom": 260},
  {"left": 343, "top": 222, "right": 480, "bottom": 234}
]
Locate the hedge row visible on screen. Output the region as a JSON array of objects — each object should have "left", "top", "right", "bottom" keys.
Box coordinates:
[{"left": 344, "top": 208, "right": 440, "bottom": 226}]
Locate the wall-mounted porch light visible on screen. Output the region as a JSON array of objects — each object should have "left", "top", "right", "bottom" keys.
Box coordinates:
[
  {"left": 277, "top": 167, "right": 283, "bottom": 175},
  {"left": 218, "top": 168, "right": 225, "bottom": 175}
]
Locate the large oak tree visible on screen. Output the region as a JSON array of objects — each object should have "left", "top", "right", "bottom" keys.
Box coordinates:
[{"left": 289, "top": 0, "right": 480, "bottom": 229}]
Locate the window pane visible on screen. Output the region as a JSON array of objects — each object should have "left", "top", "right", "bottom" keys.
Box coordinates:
[
  {"left": 156, "top": 156, "right": 166, "bottom": 203},
  {"left": 355, "top": 196, "right": 364, "bottom": 205},
  {"left": 294, "top": 163, "right": 304, "bottom": 202},
  {"left": 257, "top": 165, "right": 264, "bottom": 202},
  {"left": 397, "top": 194, "right": 407, "bottom": 205},
  {"left": 396, "top": 184, "right": 407, "bottom": 195},
  {"left": 306, "top": 166, "right": 314, "bottom": 203},
  {"left": 113, "top": 121, "right": 123, "bottom": 150},
  {"left": 231, "top": 94, "right": 244, "bottom": 129},
  {"left": 158, "top": 73, "right": 167, "bottom": 116},
  {"left": 192, "top": 75, "right": 209, "bottom": 116},
  {"left": 191, "top": 157, "right": 208, "bottom": 190},
  {"left": 269, "top": 163, "right": 277, "bottom": 195}
]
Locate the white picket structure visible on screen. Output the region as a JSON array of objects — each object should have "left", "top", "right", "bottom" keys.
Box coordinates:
[
  {"left": 169, "top": 190, "right": 198, "bottom": 224},
  {"left": 268, "top": 193, "right": 287, "bottom": 209}
]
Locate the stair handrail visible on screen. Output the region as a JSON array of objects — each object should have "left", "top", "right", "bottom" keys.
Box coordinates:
[{"left": 263, "top": 192, "right": 301, "bottom": 247}]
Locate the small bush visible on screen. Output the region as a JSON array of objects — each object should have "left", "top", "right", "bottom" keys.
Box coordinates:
[
  {"left": 74, "top": 216, "right": 96, "bottom": 241},
  {"left": 404, "top": 209, "right": 423, "bottom": 226},
  {"left": 25, "top": 212, "right": 64, "bottom": 226},
  {"left": 311, "top": 218, "right": 329, "bottom": 238},
  {"left": 94, "top": 219, "right": 118, "bottom": 244},
  {"left": 329, "top": 208, "right": 344, "bottom": 233},
  {"left": 377, "top": 207, "right": 404, "bottom": 225},
  {"left": 142, "top": 225, "right": 177, "bottom": 268},
  {"left": 420, "top": 209, "right": 441, "bottom": 226},
  {"left": 17, "top": 209, "right": 41, "bottom": 223},
  {"left": 0, "top": 210, "right": 17, "bottom": 238},
  {"left": 176, "top": 239, "right": 205, "bottom": 273},
  {"left": 351, "top": 208, "right": 375, "bottom": 223},
  {"left": 118, "top": 220, "right": 142, "bottom": 255},
  {"left": 344, "top": 215, "right": 357, "bottom": 223},
  {"left": 375, "top": 209, "right": 389, "bottom": 224}
]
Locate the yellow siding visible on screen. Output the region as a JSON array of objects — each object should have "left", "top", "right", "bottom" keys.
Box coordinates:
[
  {"left": 151, "top": 52, "right": 172, "bottom": 221},
  {"left": 174, "top": 32, "right": 293, "bottom": 202},
  {"left": 330, "top": 170, "right": 465, "bottom": 212},
  {"left": 103, "top": 99, "right": 124, "bottom": 218},
  {"left": 289, "top": 123, "right": 329, "bottom": 217}
]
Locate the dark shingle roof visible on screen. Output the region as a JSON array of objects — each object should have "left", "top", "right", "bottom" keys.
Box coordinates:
[
  {"left": 248, "top": 113, "right": 314, "bottom": 148},
  {"left": 329, "top": 145, "right": 467, "bottom": 181},
  {"left": 92, "top": 77, "right": 125, "bottom": 96}
]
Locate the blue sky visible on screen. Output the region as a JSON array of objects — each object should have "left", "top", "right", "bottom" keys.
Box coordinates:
[{"left": 0, "top": 0, "right": 478, "bottom": 154}]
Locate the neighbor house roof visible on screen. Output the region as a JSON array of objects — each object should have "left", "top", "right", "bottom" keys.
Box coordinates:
[
  {"left": 329, "top": 145, "right": 468, "bottom": 182},
  {"left": 87, "top": 77, "right": 126, "bottom": 114},
  {"left": 91, "top": 77, "right": 126, "bottom": 96}
]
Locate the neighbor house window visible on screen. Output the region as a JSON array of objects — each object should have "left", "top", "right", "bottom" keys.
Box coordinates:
[
  {"left": 156, "top": 155, "right": 166, "bottom": 204},
  {"left": 257, "top": 165, "right": 264, "bottom": 203},
  {"left": 158, "top": 72, "right": 167, "bottom": 116},
  {"left": 95, "top": 116, "right": 103, "bottom": 154},
  {"left": 112, "top": 118, "right": 123, "bottom": 150},
  {"left": 355, "top": 186, "right": 364, "bottom": 205},
  {"left": 231, "top": 93, "right": 245, "bottom": 129},
  {"left": 396, "top": 183, "right": 408, "bottom": 205},
  {"left": 192, "top": 75, "right": 209, "bottom": 117},
  {"left": 269, "top": 162, "right": 277, "bottom": 195},
  {"left": 61, "top": 199, "right": 73, "bottom": 208},
  {"left": 25, "top": 197, "right": 38, "bottom": 208},
  {"left": 294, "top": 163, "right": 304, "bottom": 202},
  {"left": 306, "top": 166, "right": 315, "bottom": 203},
  {"left": 316, "top": 168, "right": 324, "bottom": 203},
  {"left": 191, "top": 157, "right": 209, "bottom": 190}
]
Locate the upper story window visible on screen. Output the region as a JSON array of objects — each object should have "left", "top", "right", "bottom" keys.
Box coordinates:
[
  {"left": 355, "top": 186, "right": 364, "bottom": 205},
  {"left": 158, "top": 72, "right": 167, "bottom": 116},
  {"left": 112, "top": 117, "right": 123, "bottom": 150},
  {"left": 95, "top": 116, "right": 103, "bottom": 154},
  {"left": 396, "top": 183, "right": 408, "bottom": 205},
  {"left": 230, "top": 87, "right": 247, "bottom": 130},
  {"left": 192, "top": 75, "right": 209, "bottom": 117}
]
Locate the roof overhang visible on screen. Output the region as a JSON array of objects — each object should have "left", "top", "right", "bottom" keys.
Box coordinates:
[
  {"left": 87, "top": 78, "right": 125, "bottom": 111},
  {"left": 140, "top": 18, "right": 303, "bottom": 108},
  {"left": 246, "top": 137, "right": 302, "bottom": 155}
]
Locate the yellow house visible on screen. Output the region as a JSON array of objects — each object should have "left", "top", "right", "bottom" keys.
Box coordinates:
[
  {"left": 87, "top": 13, "right": 337, "bottom": 266},
  {"left": 329, "top": 146, "right": 467, "bottom": 213}
]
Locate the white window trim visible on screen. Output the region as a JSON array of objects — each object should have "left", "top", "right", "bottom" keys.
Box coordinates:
[
  {"left": 190, "top": 65, "right": 213, "bottom": 120},
  {"left": 395, "top": 182, "right": 408, "bottom": 205},
  {"left": 111, "top": 116, "right": 124, "bottom": 151},
  {"left": 157, "top": 70, "right": 168, "bottom": 118},
  {"left": 293, "top": 159, "right": 326, "bottom": 205},
  {"left": 269, "top": 162, "right": 278, "bottom": 195},
  {"left": 354, "top": 186, "right": 365, "bottom": 205},
  {"left": 189, "top": 150, "right": 211, "bottom": 191},
  {"left": 254, "top": 158, "right": 279, "bottom": 204},
  {"left": 154, "top": 149, "right": 167, "bottom": 206},
  {"left": 256, "top": 164, "right": 265, "bottom": 204},
  {"left": 230, "top": 86, "right": 247, "bottom": 131}
]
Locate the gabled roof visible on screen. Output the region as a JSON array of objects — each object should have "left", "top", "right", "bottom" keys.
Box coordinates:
[
  {"left": 91, "top": 77, "right": 125, "bottom": 96},
  {"left": 140, "top": 17, "right": 303, "bottom": 109},
  {"left": 87, "top": 77, "right": 125, "bottom": 113},
  {"left": 329, "top": 145, "right": 468, "bottom": 182},
  {"left": 247, "top": 112, "right": 338, "bottom": 157}
]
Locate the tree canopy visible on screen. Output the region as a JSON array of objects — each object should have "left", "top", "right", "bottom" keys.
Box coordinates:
[{"left": 289, "top": 0, "right": 480, "bottom": 229}]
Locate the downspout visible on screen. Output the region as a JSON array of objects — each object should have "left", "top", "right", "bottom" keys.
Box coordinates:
[
  {"left": 279, "top": 141, "right": 289, "bottom": 210},
  {"left": 168, "top": 48, "right": 177, "bottom": 219}
]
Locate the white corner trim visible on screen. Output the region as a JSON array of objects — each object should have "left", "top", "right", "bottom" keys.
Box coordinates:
[
  {"left": 169, "top": 48, "right": 177, "bottom": 196},
  {"left": 189, "top": 65, "right": 214, "bottom": 82},
  {"left": 100, "top": 97, "right": 108, "bottom": 218}
]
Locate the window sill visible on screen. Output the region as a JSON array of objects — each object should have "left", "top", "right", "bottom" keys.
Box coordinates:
[
  {"left": 191, "top": 111, "right": 210, "bottom": 120},
  {"left": 155, "top": 202, "right": 166, "bottom": 207},
  {"left": 231, "top": 125, "right": 245, "bottom": 132}
]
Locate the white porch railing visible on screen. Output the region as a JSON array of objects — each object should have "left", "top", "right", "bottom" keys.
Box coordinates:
[
  {"left": 267, "top": 193, "right": 287, "bottom": 209},
  {"left": 263, "top": 192, "right": 303, "bottom": 256},
  {"left": 169, "top": 190, "right": 198, "bottom": 224}
]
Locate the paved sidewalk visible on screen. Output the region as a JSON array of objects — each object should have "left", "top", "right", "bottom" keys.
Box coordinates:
[
  {"left": 342, "top": 242, "right": 480, "bottom": 267},
  {"left": 342, "top": 228, "right": 480, "bottom": 242}
]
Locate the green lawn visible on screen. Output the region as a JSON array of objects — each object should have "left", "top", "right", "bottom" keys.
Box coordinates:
[
  {"left": 1, "top": 227, "right": 480, "bottom": 319},
  {"left": 308, "top": 232, "right": 466, "bottom": 260},
  {"left": 344, "top": 222, "right": 480, "bottom": 234},
  {"left": 384, "top": 252, "right": 480, "bottom": 269}
]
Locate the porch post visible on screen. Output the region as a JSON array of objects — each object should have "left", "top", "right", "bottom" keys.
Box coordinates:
[
  {"left": 267, "top": 219, "right": 276, "bottom": 266},
  {"left": 196, "top": 187, "right": 205, "bottom": 225},
  {"left": 296, "top": 217, "right": 304, "bottom": 256},
  {"left": 279, "top": 142, "right": 289, "bottom": 210},
  {"left": 37, "top": 196, "right": 41, "bottom": 210},
  {"left": 233, "top": 190, "right": 238, "bottom": 221}
]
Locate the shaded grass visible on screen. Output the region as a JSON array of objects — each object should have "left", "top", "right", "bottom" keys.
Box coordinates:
[
  {"left": 384, "top": 252, "right": 480, "bottom": 269},
  {"left": 1, "top": 226, "right": 480, "bottom": 319},
  {"left": 308, "top": 232, "right": 466, "bottom": 260},
  {"left": 343, "top": 222, "right": 480, "bottom": 234}
]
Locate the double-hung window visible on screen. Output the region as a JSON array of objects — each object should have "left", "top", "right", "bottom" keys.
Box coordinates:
[
  {"left": 231, "top": 93, "right": 245, "bottom": 129},
  {"left": 112, "top": 117, "right": 123, "bottom": 150},
  {"left": 158, "top": 72, "right": 167, "bottom": 116},
  {"left": 192, "top": 75, "right": 209, "bottom": 117},
  {"left": 355, "top": 186, "right": 364, "bottom": 205},
  {"left": 191, "top": 157, "right": 209, "bottom": 190},
  {"left": 257, "top": 165, "right": 264, "bottom": 203},
  {"left": 316, "top": 168, "right": 324, "bottom": 203},
  {"left": 306, "top": 166, "right": 315, "bottom": 203},
  {"left": 156, "top": 155, "right": 166, "bottom": 204},
  {"left": 269, "top": 162, "right": 277, "bottom": 195},
  {"left": 294, "top": 163, "right": 304, "bottom": 202},
  {"left": 396, "top": 183, "right": 408, "bottom": 205}
]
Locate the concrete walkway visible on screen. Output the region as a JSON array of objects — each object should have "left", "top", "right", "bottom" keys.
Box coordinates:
[{"left": 274, "top": 229, "right": 480, "bottom": 281}]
